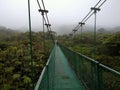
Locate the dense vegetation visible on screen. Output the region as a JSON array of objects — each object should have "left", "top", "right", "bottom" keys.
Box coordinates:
[
  {"left": 0, "top": 27, "right": 54, "bottom": 90},
  {"left": 0, "top": 26, "right": 120, "bottom": 89},
  {"left": 58, "top": 30, "right": 120, "bottom": 72}
]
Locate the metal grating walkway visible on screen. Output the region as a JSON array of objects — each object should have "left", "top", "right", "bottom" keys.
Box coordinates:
[{"left": 54, "top": 46, "right": 85, "bottom": 90}]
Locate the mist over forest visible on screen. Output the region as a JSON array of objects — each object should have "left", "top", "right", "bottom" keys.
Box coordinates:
[
  {"left": 0, "top": 0, "right": 120, "bottom": 89},
  {"left": 1, "top": 25, "right": 120, "bottom": 35},
  {"left": 0, "top": 24, "right": 120, "bottom": 90}
]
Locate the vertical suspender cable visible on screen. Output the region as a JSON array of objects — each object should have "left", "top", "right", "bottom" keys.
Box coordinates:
[
  {"left": 28, "top": 0, "right": 34, "bottom": 89},
  {"left": 42, "top": 14, "right": 46, "bottom": 64},
  {"left": 94, "top": 11, "right": 97, "bottom": 59},
  {"left": 79, "top": 23, "right": 85, "bottom": 53},
  {"left": 41, "top": 0, "right": 50, "bottom": 26},
  {"left": 80, "top": 25, "right": 83, "bottom": 53},
  {"left": 37, "top": 0, "right": 42, "bottom": 9}
]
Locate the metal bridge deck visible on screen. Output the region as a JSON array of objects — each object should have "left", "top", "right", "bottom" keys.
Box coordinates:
[{"left": 54, "top": 46, "right": 85, "bottom": 90}]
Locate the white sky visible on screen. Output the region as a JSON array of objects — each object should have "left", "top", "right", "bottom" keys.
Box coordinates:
[{"left": 0, "top": 0, "right": 120, "bottom": 31}]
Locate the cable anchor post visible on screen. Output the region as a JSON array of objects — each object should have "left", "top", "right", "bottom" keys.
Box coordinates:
[
  {"left": 91, "top": 7, "right": 100, "bottom": 14},
  {"left": 73, "top": 29, "right": 77, "bottom": 33},
  {"left": 45, "top": 23, "right": 51, "bottom": 28},
  {"left": 79, "top": 22, "right": 85, "bottom": 27},
  {"left": 38, "top": 9, "right": 48, "bottom": 15}
]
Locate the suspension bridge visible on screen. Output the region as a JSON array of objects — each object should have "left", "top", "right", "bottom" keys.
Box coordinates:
[{"left": 27, "top": 0, "right": 120, "bottom": 90}]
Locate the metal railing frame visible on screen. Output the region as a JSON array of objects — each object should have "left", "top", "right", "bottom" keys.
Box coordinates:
[
  {"left": 60, "top": 44, "right": 120, "bottom": 90},
  {"left": 34, "top": 45, "right": 56, "bottom": 90}
]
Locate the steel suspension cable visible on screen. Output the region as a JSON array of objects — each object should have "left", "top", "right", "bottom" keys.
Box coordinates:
[
  {"left": 81, "top": 11, "right": 92, "bottom": 23},
  {"left": 71, "top": 0, "right": 107, "bottom": 60},
  {"left": 41, "top": 0, "right": 55, "bottom": 43},
  {"left": 37, "top": 0, "right": 55, "bottom": 49},
  {"left": 82, "top": 0, "right": 107, "bottom": 23},
  {"left": 37, "top": 0, "right": 42, "bottom": 9},
  {"left": 73, "top": 0, "right": 107, "bottom": 32},
  {"left": 37, "top": 0, "right": 53, "bottom": 35},
  {"left": 41, "top": 0, "right": 50, "bottom": 25},
  {"left": 37, "top": 0, "right": 50, "bottom": 25},
  {"left": 37, "top": 0, "right": 50, "bottom": 56},
  {"left": 98, "top": 0, "right": 107, "bottom": 8},
  {"left": 94, "top": 0, "right": 102, "bottom": 7},
  {"left": 41, "top": 0, "right": 46, "bottom": 10},
  {"left": 81, "top": 0, "right": 102, "bottom": 23},
  {"left": 28, "top": 0, "right": 34, "bottom": 89},
  {"left": 72, "top": 24, "right": 80, "bottom": 34},
  {"left": 83, "top": 12, "right": 94, "bottom": 23},
  {"left": 75, "top": 24, "right": 80, "bottom": 30},
  {"left": 37, "top": 0, "right": 49, "bottom": 26},
  {"left": 81, "top": 0, "right": 101, "bottom": 22},
  {"left": 83, "top": 0, "right": 107, "bottom": 23}
]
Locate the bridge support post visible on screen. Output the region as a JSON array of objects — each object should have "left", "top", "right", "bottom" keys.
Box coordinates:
[
  {"left": 96, "top": 63, "right": 103, "bottom": 90},
  {"left": 91, "top": 7, "right": 100, "bottom": 59},
  {"left": 91, "top": 62, "right": 96, "bottom": 90},
  {"left": 46, "top": 65, "right": 49, "bottom": 90},
  {"left": 28, "top": 0, "right": 35, "bottom": 89},
  {"left": 79, "top": 22, "right": 85, "bottom": 54},
  {"left": 38, "top": 9, "right": 48, "bottom": 65},
  {"left": 91, "top": 62, "right": 103, "bottom": 90}
]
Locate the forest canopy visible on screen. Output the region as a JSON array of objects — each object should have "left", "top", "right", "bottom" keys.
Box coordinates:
[
  {"left": 0, "top": 26, "right": 120, "bottom": 89},
  {"left": 0, "top": 27, "right": 54, "bottom": 90}
]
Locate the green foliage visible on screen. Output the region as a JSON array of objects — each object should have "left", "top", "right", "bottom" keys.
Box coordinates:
[
  {"left": 0, "top": 63, "right": 3, "bottom": 69},
  {"left": 5, "top": 67, "right": 14, "bottom": 73},
  {"left": 58, "top": 31, "right": 120, "bottom": 89},
  {"left": 58, "top": 31, "right": 120, "bottom": 71},
  {"left": 102, "top": 32, "right": 120, "bottom": 56},
  {"left": 0, "top": 42, "right": 10, "bottom": 50},
  {"left": 13, "top": 74, "right": 20, "bottom": 80},
  {"left": 15, "top": 61, "right": 22, "bottom": 65},
  {"left": 0, "top": 29, "right": 54, "bottom": 90},
  {"left": 23, "top": 76, "right": 31, "bottom": 84},
  {"left": 3, "top": 84, "right": 10, "bottom": 90}
]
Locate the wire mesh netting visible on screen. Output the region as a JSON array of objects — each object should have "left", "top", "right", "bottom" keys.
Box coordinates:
[
  {"left": 60, "top": 45, "right": 120, "bottom": 90},
  {"left": 35, "top": 45, "right": 56, "bottom": 90},
  {"left": 35, "top": 44, "right": 85, "bottom": 90}
]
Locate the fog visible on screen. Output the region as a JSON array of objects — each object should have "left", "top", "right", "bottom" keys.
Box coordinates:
[{"left": 0, "top": 0, "right": 120, "bottom": 33}]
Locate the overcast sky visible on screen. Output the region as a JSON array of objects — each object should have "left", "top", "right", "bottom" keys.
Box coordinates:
[{"left": 0, "top": 0, "right": 120, "bottom": 31}]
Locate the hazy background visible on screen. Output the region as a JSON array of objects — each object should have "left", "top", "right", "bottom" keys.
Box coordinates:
[{"left": 0, "top": 0, "right": 120, "bottom": 34}]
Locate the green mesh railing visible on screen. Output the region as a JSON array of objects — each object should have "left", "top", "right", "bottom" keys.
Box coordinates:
[
  {"left": 60, "top": 45, "right": 120, "bottom": 90},
  {"left": 34, "top": 45, "right": 56, "bottom": 90}
]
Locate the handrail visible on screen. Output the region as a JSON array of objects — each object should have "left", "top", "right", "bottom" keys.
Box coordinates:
[
  {"left": 100, "top": 64, "right": 120, "bottom": 76},
  {"left": 34, "top": 45, "right": 56, "bottom": 90},
  {"left": 34, "top": 55, "right": 51, "bottom": 90},
  {"left": 66, "top": 46, "right": 99, "bottom": 64},
  {"left": 34, "top": 67, "right": 46, "bottom": 90},
  {"left": 59, "top": 44, "right": 120, "bottom": 90}
]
